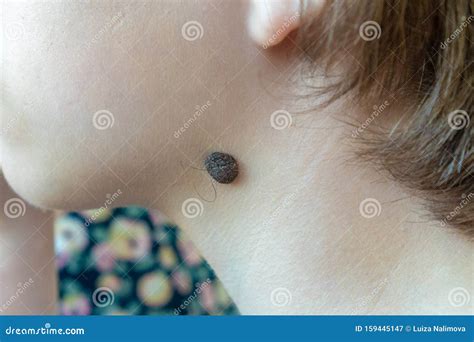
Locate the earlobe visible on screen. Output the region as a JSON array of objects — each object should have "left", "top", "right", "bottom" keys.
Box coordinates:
[{"left": 247, "top": 0, "right": 302, "bottom": 48}]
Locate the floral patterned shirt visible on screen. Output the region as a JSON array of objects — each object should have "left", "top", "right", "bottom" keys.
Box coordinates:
[{"left": 55, "top": 206, "right": 238, "bottom": 315}]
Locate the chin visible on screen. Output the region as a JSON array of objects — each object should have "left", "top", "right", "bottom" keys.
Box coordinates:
[
  {"left": 3, "top": 161, "right": 64, "bottom": 211},
  {"left": 1, "top": 152, "right": 102, "bottom": 211}
]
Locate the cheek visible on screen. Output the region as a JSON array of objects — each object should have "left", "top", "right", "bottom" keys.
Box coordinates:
[
  {"left": 1, "top": 79, "right": 182, "bottom": 211},
  {"left": 2, "top": 50, "right": 183, "bottom": 210},
  {"left": 1, "top": 1, "right": 225, "bottom": 210},
  {"left": 0, "top": 91, "right": 126, "bottom": 210},
  {"left": 2, "top": 135, "right": 135, "bottom": 211},
  {"left": 1, "top": 124, "right": 89, "bottom": 210}
]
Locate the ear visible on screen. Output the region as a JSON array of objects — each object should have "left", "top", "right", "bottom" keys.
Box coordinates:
[
  {"left": 247, "top": 0, "right": 324, "bottom": 48},
  {"left": 247, "top": 0, "right": 300, "bottom": 48}
]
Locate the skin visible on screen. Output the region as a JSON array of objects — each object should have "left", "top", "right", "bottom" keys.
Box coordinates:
[
  {"left": 1, "top": 0, "right": 473, "bottom": 314},
  {"left": 0, "top": 174, "right": 57, "bottom": 314}
]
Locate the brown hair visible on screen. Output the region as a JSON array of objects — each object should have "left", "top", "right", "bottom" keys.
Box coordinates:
[{"left": 298, "top": 0, "right": 473, "bottom": 235}]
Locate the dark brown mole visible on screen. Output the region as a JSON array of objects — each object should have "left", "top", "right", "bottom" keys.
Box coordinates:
[{"left": 204, "top": 152, "right": 239, "bottom": 184}]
